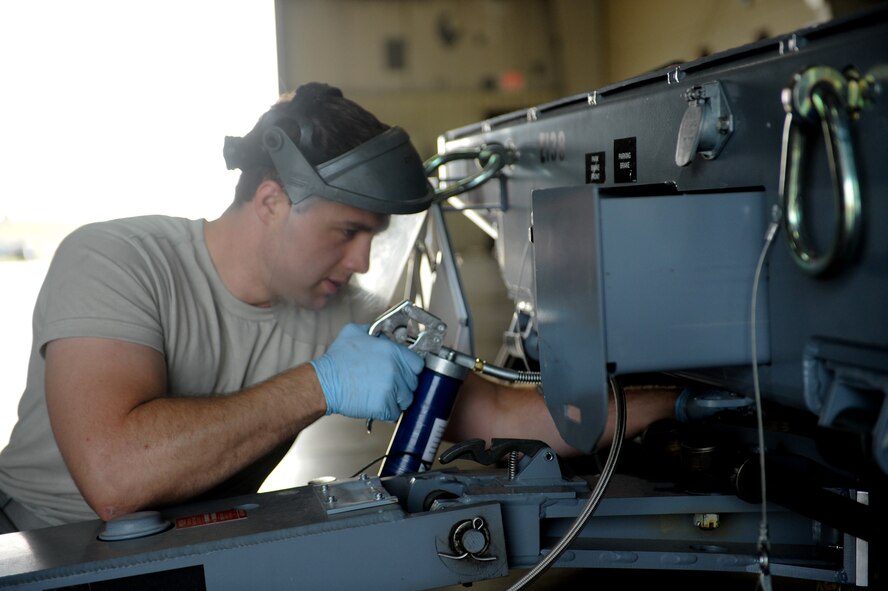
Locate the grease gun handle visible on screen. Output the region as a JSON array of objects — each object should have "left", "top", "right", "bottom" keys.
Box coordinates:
[
  {"left": 368, "top": 300, "right": 447, "bottom": 356},
  {"left": 366, "top": 301, "right": 448, "bottom": 433}
]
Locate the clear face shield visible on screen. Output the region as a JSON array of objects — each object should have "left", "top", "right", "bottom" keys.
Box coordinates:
[
  {"left": 224, "top": 124, "right": 434, "bottom": 325},
  {"left": 268, "top": 126, "right": 432, "bottom": 317}
]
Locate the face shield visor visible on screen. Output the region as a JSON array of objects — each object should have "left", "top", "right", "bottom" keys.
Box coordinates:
[
  {"left": 223, "top": 123, "right": 433, "bottom": 322},
  {"left": 260, "top": 125, "right": 435, "bottom": 215}
]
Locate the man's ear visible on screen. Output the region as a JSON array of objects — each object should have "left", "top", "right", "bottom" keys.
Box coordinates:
[{"left": 252, "top": 180, "right": 290, "bottom": 224}]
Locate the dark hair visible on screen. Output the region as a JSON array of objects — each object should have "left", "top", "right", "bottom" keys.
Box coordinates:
[{"left": 230, "top": 82, "right": 390, "bottom": 204}]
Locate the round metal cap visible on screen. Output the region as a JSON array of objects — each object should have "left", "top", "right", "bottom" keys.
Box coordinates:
[{"left": 98, "top": 510, "right": 171, "bottom": 541}]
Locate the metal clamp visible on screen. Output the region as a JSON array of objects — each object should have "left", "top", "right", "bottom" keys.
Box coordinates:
[{"left": 778, "top": 65, "right": 877, "bottom": 276}]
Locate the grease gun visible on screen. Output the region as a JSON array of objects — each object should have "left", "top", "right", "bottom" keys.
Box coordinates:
[{"left": 369, "top": 300, "right": 540, "bottom": 477}]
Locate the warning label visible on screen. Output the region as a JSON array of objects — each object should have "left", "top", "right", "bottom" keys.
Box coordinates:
[
  {"left": 175, "top": 508, "right": 248, "bottom": 529},
  {"left": 585, "top": 152, "right": 605, "bottom": 184},
  {"left": 614, "top": 137, "right": 637, "bottom": 183}
]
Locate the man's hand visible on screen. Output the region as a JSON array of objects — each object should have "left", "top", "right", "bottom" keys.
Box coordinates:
[{"left": 310, "top": 323, "right": 424, "bottom": 421}]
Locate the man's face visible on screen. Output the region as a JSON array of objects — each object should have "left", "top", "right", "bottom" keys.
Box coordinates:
[{"left": 269, "top": 198, "right": 389, "bottom": 310}]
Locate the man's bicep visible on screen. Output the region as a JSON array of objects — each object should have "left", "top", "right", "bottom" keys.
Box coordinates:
[{"left": 45, "top": 337, "right": 167, "bottom": 459}]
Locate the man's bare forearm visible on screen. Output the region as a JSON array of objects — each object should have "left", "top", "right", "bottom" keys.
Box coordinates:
[
  {"left": 107, "top": 366, "right": 326, "bottom": 513},
  {"left": 46, "top": 336, "right": 327, "bottom": 521}
]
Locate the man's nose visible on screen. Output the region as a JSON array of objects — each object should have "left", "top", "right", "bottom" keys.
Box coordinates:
[{"left": 343, "top": 235, "right": 372, "bottom": 274}]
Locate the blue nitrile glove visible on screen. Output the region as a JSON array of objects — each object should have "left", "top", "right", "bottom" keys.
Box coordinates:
[
  {"left": 675, "top": 388, "right": 755, "bottom": 423},
  {"left": 310, "top": 323, "right": 424, "bottom": 421}
]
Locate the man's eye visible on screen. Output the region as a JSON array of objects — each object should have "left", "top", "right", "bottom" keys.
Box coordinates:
[{"left": 342, "top": 228, "right": 358, "bottom": 239}]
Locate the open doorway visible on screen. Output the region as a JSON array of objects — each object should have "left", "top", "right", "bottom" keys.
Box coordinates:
[{"left": 0, "top": 1, "right": 278, "bottom": 448}]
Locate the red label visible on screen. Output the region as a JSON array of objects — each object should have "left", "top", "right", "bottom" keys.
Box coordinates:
[{"left": 175, "top": 508, "right": 247, "bottom": 529}]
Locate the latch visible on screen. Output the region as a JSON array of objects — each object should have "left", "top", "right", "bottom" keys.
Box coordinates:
[{"left": 674, "top": 80, "right": 734, "bottom": 167}]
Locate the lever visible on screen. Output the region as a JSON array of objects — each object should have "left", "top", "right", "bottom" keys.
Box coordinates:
[{"left": 439, "top": 438, "right": 550, "bottom": 466}]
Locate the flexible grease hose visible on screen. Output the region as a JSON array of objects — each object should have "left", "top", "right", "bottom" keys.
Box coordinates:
[
  {"left": 441, "top": 347, "right": 541, "bottom": 384},
  {"left": 506, "top": 377, "right": 628, "bottom": 591}
]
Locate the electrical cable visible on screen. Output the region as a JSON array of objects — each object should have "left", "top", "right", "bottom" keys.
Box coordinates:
[
  {"left": 505, "top": 376, "right": 627, "bottom": 591},
  {"left": 350, "top": 452, "right": 430, "bottom": 478},
  {"left": 750, "top": 207, "right": 781, "bottom": 591},
  {"left": 351, "top": 455, "right": 386, "bottom": 478}
]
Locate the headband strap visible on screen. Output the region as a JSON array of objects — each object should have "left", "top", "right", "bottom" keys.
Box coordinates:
[{"left": 260, "top": 125, "right": 434, "bottom": 215}]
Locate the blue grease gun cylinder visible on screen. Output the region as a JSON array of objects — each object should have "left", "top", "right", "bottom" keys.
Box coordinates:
[{"left": 379, "top": 353, "right": 469, "bottom": 477}]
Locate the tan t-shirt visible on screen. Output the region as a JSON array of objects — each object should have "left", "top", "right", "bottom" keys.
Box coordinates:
[{"left": 0, "top": 215, "right": 384, "bottom": 525}]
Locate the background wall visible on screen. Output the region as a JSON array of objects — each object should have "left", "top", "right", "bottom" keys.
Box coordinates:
[
  {"left": 273, "top": 0, "right": 880, "bottom": 161},
  {"left": 0, "top": 0, "right": 279, "bottom": 447}
]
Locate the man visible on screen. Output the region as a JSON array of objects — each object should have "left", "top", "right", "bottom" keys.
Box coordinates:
[{"left": 0, "top": 83, "right": 679, "bottom": 531}]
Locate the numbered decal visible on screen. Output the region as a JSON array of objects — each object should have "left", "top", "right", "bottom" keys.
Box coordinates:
[{"left": 539, "top": 130, "right": 566, "bottom": 163}]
